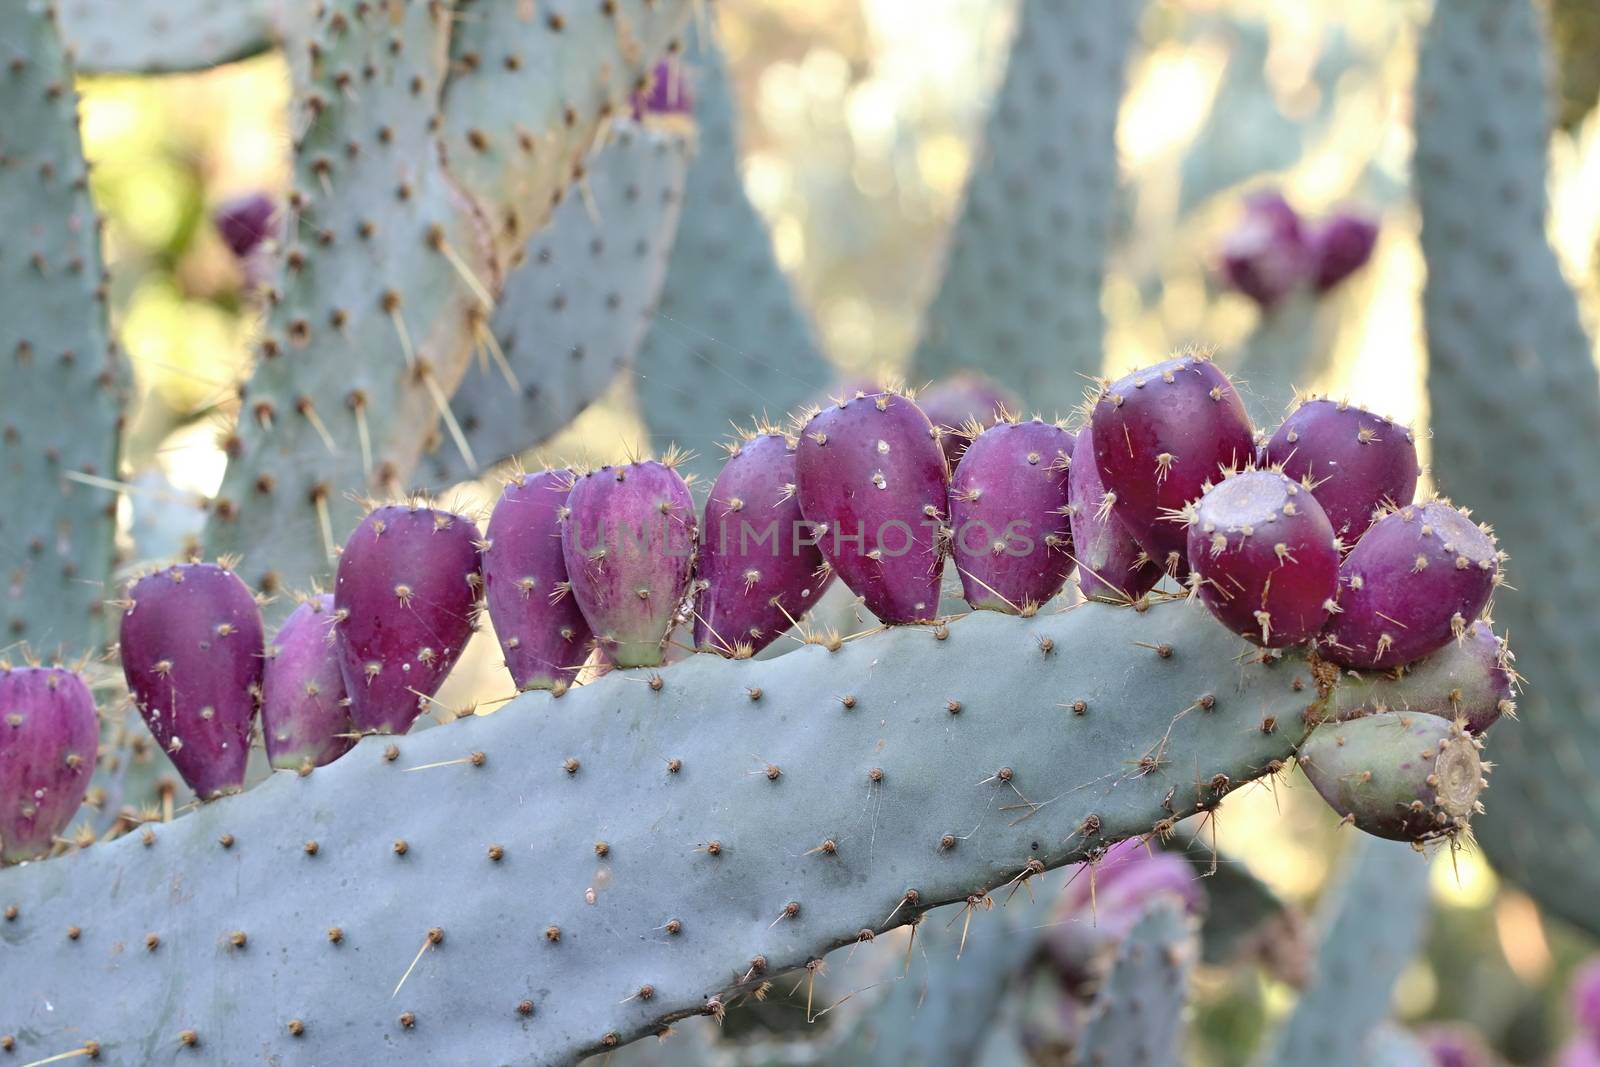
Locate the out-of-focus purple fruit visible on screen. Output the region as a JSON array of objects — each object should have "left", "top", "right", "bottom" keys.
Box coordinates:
[
  {"left": 695, "top": 432, "right": 832, "bottom": 656},
  {"left": 632, "top": 60, "right": 692, "bottom": 120},
  {"left": 1416, "top": 1024, "right": 1504, "bottom": 1067},
  {"left": 1218, "top": 190, "right": 1311, "bottom": 309},
  {"left": 795, "top": 391, "right": 950, "bottom": 624},
  {"left": 1310, "top": 210, "right": 1379, "bottom": 292},
  {"left": 949, "top": 419, "right": 1074, "bottom": 612},
  {"left": 1263, "top": 398, "right": 1420, "bottom": 543},
  {"left": 1187, "top": 470, "right": 1340, "bottom": 647},
  {"left": 562, "top": 460, "right": 697, "bottom": 668},
  {"left": 1090, "top": 354, "right": 1255, "bottom": 575},
  {"left": 484, "top": 470, "right": 594, "bottom": 692},
  {"left": 120, "top": 563, "right": 265, "bottom": 799},
  {"left": 1046, "top": 839, "right": 1204, "bottom": 983},
  {"left": 1322, "top": 501, "right": 1500, "bottom": 670},
  {"left": 1299, "top": 712, "right": 1484, "bottom": 841},
  {"left": 0, "top": 667, "right": 97, "bottom": 863},
  {"left": 1067, "top": 425, "right": 1160, "bottom": 603},
  {"left": 918, "top": 373, "right": 1022, "bottom": 468},
  {"left": 1572, "top": 958, "right": 1600, "bottom": 1036},
  {"left": 213, "top": 192, "right": 277, "bottom": 259},
  {"left": 334, "top": 506, "right": 482, "bottom": 734},
  {"left": 262, "top": 595, "right": 354, "bottom": 772}
]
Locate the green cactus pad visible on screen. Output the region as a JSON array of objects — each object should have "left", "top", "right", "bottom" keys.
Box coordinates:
[
  {"left": 57, "top": 0, "right": 294, "bottom": 74},
  {"left": 909, "top": 0, "right": 1144, "bottom": 413},
  {"left": 634, "top": 34, "right": 835, "bottom": 478},
  {"left": 0, "top": 0, "right": 126, "bottom": 658},
  {"left": 0, "top": 600, "right": 1323, "bottom": 1064},
  {"left": 423, "top": 123, "right": 692, "bottom": 484},
  {"left": 1074, "top": 899, "right": 1197, "bottom": 1067},
  {"left": 1416, "top": 0, "right": 1600, "bottom": 936}
]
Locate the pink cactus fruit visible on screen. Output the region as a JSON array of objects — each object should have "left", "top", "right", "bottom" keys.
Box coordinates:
[{"left": 0, "top": 666, "right": 97, "bottom": 863}]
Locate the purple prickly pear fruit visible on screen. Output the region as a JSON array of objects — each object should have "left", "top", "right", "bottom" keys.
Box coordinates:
[
  {"left": 1416, "top": 1025, "right": 1503, "bottom": 1067},
  {"left": 1218, "top": 189, "right": 1310, "bottom": 309},
  {"left": 1090, "top": 354, "right": 1255, "bottom": 575},
  {"left": 1309, "top": 210, "right": 1379, "bottom": 293},
  {"left": 918, "top": 372, "right": 1022, "bottom": 468},
  {"left": 120, "top": 563, "right": 264, "bottom": 799},
  {"left": 1047, "top": 839, "right": 1204, "bottom": 983},
  {"left": 1556, "top": 1042, "right": 1600, "bottom": 1067},
  {"left": 632, "top": 60, "right": 692, "bottom": 120},
  {"left": 262, "top": 596, "right": 354, "bottom": 773},
  {"left": 1299, "top": 712, "right": 1484, "bottom": 841},
  {"left": 483, "top": 470, "right": 594, "bottom": 692},
  {"left": 795, "top": 392, "right": 950, "bottom": 624},
  {"left": 1572, "top": 959, "right": 1600, "bottom": 1036},
  {"left": 1186, "top": 470, "right": 1340, "bottom": 647},
  {"left": 333, "top": 506, "right": 482, "bottom": 734},
  {"left": 1067, "top": 424, "right": 1161, "bottom": 603},
  {"left": 0, "top": 667, "right": 97, "bottom": 863},
  {"left": 561, "top": 460, "right": 697, "bottom": 668},
  {"left": 694, "top": 432, "right": 832, "bottom": 656},
  {"left": 1262, "top": 398, "right": 1420, "bottom": 543},
  {"left": 1336, "top": 620, "right": 1515, "bottom": 735},
  {"left": 213, "top": 191, "right": 277, "bottom": 259},
  {"left": 949, "top": 418, "right": 1075, "bottom": 612},
  {"left": 1322, "top": 500, "right": 1500, "bottom": 670}
]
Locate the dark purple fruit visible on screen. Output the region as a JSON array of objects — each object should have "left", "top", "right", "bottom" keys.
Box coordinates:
[
  {"left": 263, "top": 595, "right": 354, "bottom": 772},
  {"left": 1066, "top": 423, "right": 1161, "bottom": 603},
  {"left": 1262, "top": 398, "right": 1419, "bottom": 543},
  {"left": 0, "top": 667, "right": 97, "bottom": 863},
  {"left": 918, "top": 373, "right": 1021, "bottom": 468}
]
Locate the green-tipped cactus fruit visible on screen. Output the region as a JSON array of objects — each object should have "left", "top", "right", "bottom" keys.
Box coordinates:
[
  {"left": 119, "top": 563, "right": 265, "bottom": 800},
  {"left": 0, "top": 0, "right": 126, "bottom": 659},
  {"left": 484, "top": 471, "right": 594, "bottom": 693},
  {"left": 796, "top": 392, "right": 950, "bottom": 624},
  {"left": 0, "top": 666, "right": 98, "bottom": 864},
  {"left": 1330, "top": 619, "right": 1515, "bottom": 736},
  {"left": 1299, "top": 713, "right": 1484, "bottom": 842},
  {"left": 333, "top": 506, "right": 483, "bottom": 735},
  {"left": 562, "top": 460, "right": 696, "bottom": 668}
]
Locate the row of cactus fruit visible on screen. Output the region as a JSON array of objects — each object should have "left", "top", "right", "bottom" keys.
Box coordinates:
[{"left": 0, "top": 0, "right": 1588, "bottom": 1062}]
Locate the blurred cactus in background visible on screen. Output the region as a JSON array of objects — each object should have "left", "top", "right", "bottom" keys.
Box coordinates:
[{"left": 1, "top": 0, "right": 1598, "bottom": 1064}]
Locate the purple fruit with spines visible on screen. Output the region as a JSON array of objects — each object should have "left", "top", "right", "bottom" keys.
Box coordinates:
[
  {"left": 1333, "top": 619, "right": 1516, "bottom": 735},
  {"left": 119, "top": 562, "right": 265, "bottom": 799},
  {"left": 212, "top": 191, "right": 277, "bottom": 259},
  {"left": 1262, "top": 397, "right": 1420, "bottom": 543},
  {"left": 333, "top": 505, "right": 483, "bottom": 734},
  {"left": 1185, "top": 469, "right": 1340, "bottom": 647},
  {"left": 1090, "top": 353, "right": 1255, "bottom": 576},
  {"left": 1299, "top": 712, "right": 1484, "bottom": 842},
  {"left": 918, "top": 372, "right": 1022, "bottom": 469},
  {"left": 1321, "top": 500, "right": 1501, "bottom": 670},
  {"left": 1309, "top": 209, "right": 1379, "bottom": 293},
  {"left": 483, "top": 470, "right": 594, "bottom": 692},
  {"left": 794, "top": 391, "right": 950, "bottom": 624},
  {"left": 561, "top": 456, "right": 697, "bottom": 668},
  {"left": 0, "top": 666, "right": 97, "bottom": 863},
  {"left": 694, "top": 430, "right": 833, "bottom": 657},
  {"left": 1218, "top": 189, "right": 1310, "bottom": 309},
  {"left": 949, "top": 417, "right": 1075, "bottom": 613},
  {"left": 262, "top": 595, "right": 354, "bottom": 772},
  {"left": 1066, "top": 423, "right": 1161, "bottom": 603}
]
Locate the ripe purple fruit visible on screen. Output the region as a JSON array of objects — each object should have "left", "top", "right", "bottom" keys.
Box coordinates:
[
  {"left": 1186, "top": 470, "right": 1339, "bottom": 647},
  {"left": 1091, "top": 354, "right": 1255, "bottom": 574},
  {"left": 1218, "top": 189, "right": 1309, "bottom": 309},
  {"left": 262, "top": 596, "right": 354, "bottom": 773},
  {"left": 949, "top": 419, "right": 1075, "bottom": 612},
  {"left": 1066, "top": 424, "right": 1161, "bottom": 603},
  {"left": 0, "top": 667, "right": 97, "bottom": 863},
  {"left": 795, "top": 392, "right": 950, "bottom": 624},
  {"left": 334, "top": 506, "right": 482, "bottom": 734},
  {"left": 120, "top": 563, "right": 264, "bottom": 799},
  {"left": 1262, "top": 398, "right": 1420, "bottom": 543},
  {"left": 561, "top": 460, "right": 697, "bottom": 668},
  {"left": 694, "top": 432, "right": 832, "bottom": 656},
  {"left": 1299, "top": 712, "right": 1484, "bottom": 842},
  {"left": 1322, "top": 501, "right": 1500, "bottom": 670},
  {"left": 918, "top": 372, "right": 1021, "bottom": 468},
  {"left": 212, "top": 191, "right": 277, "bottom": 259},
  {"left": 1308, "top": 210, "right": 1379, "bottom": 293},
  {"left": 483, "top": 470, "right": 594, "bottom": 692}
]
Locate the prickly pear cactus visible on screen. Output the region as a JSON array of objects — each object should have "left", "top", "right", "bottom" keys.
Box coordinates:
[
  {"left": 1257, "top": 838, "right": 1430, "bottom": 1067},
  {"left": 1416, "top": 0, "right": 1600, "bottom": 937},
  {"left": 634, "top": 34, "right": 835, "bottom": 476},
  {"left": 57, "top": 0, "right": 295, "bottom": 74},
  {"left": 1073, "top": 900, "right": 1197, "bottom": 1067},
  {"left": 423, "top": 123, "right": 692, "bottom": 484},
  {"left": 0, "top": 0, "right": 126, "bottom": 658},
  {"left": 910, "top": 0, "right": 1144, "bottom": 412},
  {"left": 0, "top": 600, "right": 1327, "bottom": 1065}
]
